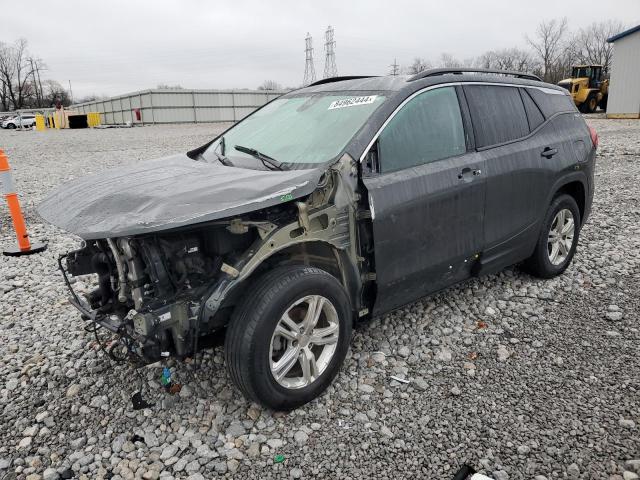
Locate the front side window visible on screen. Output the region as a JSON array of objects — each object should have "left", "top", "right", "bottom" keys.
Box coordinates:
[
  {"left": 202, "top": 93, "right": 386, "bottom": 168},
  {"left": 378, "top": 87, "right": 466, "bottom": 173}
]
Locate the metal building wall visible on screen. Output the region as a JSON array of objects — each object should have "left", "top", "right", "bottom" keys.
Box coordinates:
[
  {"left": 607, "top": 32, "right": 640, "bottom": 118},
  {"left": 71, "top": 89, "right": 287, "bottom": 125}
]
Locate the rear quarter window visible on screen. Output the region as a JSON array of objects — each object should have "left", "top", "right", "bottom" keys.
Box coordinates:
[
  {"left": 464, "top": 85, "right": 529, "bottom": 148},
  {"left": 520, "top": 89, "right": 545, "bottom": 131},
  {"left": 526, "top": 88, "right": 576, "bottom": 118}
]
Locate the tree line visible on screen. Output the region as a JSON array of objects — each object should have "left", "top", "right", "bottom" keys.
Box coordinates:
[
  {"left": 0, "top": 39, "right": 75, "bottom": 111},
  {"left": 398, "top": 18, "right": 624, "bottom": 84}
]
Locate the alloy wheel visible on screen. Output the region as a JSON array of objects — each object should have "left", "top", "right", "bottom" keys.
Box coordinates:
[
  {"left": 269, "top": 295, "right": 340, "bottom": 389},
  {"left": 547, "top": 208, "right": 575, "bottom": 265}
]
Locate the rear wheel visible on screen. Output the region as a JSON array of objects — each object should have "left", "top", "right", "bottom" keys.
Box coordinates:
[
  {"left": 523, "top": 194, "right": 581, "bottom": 278},
  {"left": 224, "top": 265, "right": 352, "bottom": 410}
]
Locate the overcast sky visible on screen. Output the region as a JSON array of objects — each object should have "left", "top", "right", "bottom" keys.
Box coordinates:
[{"left": 2, "top": 0, "right": 638, "bottom": 98}]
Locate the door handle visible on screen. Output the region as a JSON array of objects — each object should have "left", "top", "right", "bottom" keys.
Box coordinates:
[
  {"left": 458, "top": 167, "right": 481, "bottom": 180},
  {"left": 458, "top": 167, "right": 472, "bottom": 180},
  {"left": 541, "top": 147, "right": 558, "bottom": 159}
]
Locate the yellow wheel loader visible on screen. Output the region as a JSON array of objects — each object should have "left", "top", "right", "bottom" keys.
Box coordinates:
[{"left": 557, "top": 65, "right": 609, "bottom": 113}]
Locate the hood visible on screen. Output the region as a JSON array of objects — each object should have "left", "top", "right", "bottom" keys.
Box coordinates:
[{"left": 38, "top": 154, "right": 323, "bottom": 240}]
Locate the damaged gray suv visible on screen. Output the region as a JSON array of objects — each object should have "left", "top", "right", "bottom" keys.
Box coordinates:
[{"left": 40, "top": 68, "right": 596, "bottom": 409}]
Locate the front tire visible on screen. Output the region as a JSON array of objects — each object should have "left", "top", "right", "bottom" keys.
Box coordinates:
[
  {"left": 523, "top": 194, "right": 581, "bottom": 278},
  {"left": 225, "top": 265, "right": 352, "bottom": 410},
  {"left": 585, "top": 94, "right": 598, "bottom": 114},
  {"left": 599, "top": 94, "right": 608, "bottom": 111}
]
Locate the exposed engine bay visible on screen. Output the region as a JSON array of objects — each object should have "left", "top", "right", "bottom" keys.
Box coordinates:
[
  {"left": 58, "top": 155, "right": 373, "bottom": 363},
  {"left": 64, "top": 217, "right": 266, "bottom": 360}
]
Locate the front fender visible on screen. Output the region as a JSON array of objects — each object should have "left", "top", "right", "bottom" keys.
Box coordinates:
[{"left": 199, "top": 203, "right": 358, "bottom": 325}]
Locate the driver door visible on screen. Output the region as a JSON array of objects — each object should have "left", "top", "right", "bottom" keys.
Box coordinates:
[{"left": 363, "top": 86, "right": 486, "bottom": 314}]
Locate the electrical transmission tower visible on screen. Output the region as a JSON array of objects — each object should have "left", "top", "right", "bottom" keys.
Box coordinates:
[
  {"left": 390, "top": 58, "right": 400, "bottom": 76},
  {"left": 303, "top": 33, "right": 317, "bottom": 86},
  {"left": 323, "top": 26, "right": 338, "bottom": 79}
]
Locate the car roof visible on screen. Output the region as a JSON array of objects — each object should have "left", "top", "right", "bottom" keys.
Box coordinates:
[{"left": 289, "top": 71, "right": 564, "bottom": 101}]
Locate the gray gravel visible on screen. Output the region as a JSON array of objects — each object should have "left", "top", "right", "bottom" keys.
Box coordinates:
[{"left": 1, "top": 117, "right": 639, "bottom": 479}]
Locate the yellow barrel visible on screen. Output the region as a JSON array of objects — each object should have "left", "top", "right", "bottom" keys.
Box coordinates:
[{"left": 35, "top": 114, "right": 45, "bottom": 131}]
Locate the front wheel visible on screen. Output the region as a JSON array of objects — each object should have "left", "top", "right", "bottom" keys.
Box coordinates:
[
  {"left": 599, "top": 95, "right": 608, "bottom": 111},
  {"left": 585, "top": 94, "right": 598, "bottom": 114},
  {"left": 523, "top": 194, "right": 581, "bottom": 278},
  {"left": 225, "top": 265, "right": 352, "bottom": 410}
]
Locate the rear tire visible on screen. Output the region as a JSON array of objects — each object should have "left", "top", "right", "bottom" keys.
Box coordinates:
[
  {"left": 523, "top": 194, "right": 581, "bottom": 279},
  {"left": 224, "top": 265, "right": 352, "bottom": 410}
]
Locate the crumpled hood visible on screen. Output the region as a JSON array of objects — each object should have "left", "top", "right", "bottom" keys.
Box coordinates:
[{"left": 38, "top": 154, "right": 323, "bottom": 240}]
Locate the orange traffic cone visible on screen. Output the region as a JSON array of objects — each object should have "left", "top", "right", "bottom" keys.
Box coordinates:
[{"left": 1, "top": 149, "right": 47, "bottom": 256}]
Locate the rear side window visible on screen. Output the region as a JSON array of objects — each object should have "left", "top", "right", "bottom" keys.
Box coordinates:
[
  {"left": 526, "top": 88, "right": 576, "bottom": 117},
  {"left": 520, "top": 89, "right": 545, "bottom": 131},
  {"left": 378, "top": 87, "right": 466, "bottom": 173},
  {"left": 464, "top": 85, "right": 529, "bottom": 148}
]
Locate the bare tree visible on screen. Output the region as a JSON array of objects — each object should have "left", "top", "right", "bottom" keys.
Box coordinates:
[
  {"left": 406, "top": 57, "right": 431, "bottom": 75},
  {"left": 156, "top": 84, "right": 183, "bottom": 90},
  {"left": 27, "top": 56, "right": 46, "bottom": 107},
  {"left": 526, "top": 18, "right": 569, "bottom": 82},
  {"left": 42, "top": 79, "right": 71, "bottom": 107},
  {"left": 257, "top": 80, "right": 283, "bottom": 91},
  {"left": 438, "top": 53, "right": 462, "bottom": 68},
  {"left": 570, "top": 20, "right": 625, "bottom": 74},
  {"left": 476, "top": 48, "right": 538, "bottom": 72},
  {"left": 75, "top": 94, "right": 109, "bottom": 104},
  {"left": 0, "top": 39, "right": 37, "bottom": 110}
]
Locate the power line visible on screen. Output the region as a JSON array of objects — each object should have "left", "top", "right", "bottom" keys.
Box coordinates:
[
  {"left": 390, "top": 58, "right": 400, "bottom": 76},
  {"left": 303, "top": 33, "right": 316, "bottom": 86},
  {"left": 323, "top": 26, "right": 337, "bottom": 79}
]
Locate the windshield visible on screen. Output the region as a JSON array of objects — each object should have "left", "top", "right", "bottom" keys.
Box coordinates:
[
  {"left": 202, "top": 93, "right": 386, "bottom": 168},
  {"left": 572, "top": 67, "right": 592, "bottom": 78}
]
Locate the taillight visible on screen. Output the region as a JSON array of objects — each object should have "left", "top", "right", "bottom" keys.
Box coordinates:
[{"left": 588, "top": 126, "right": 598, "bottom": 149}]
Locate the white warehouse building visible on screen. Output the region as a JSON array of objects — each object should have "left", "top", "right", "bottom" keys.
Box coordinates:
[
  {"left": 70, "top": 88, "right": 287, "bottom": 125},
  {"left": 606, "top": 25, "right": 640, "bottom": 119}
]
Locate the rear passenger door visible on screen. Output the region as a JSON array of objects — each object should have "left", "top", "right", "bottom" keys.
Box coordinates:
[
  {"left": 363, "top": 86, "right": 486, "bottom": 314},
  {"left": 463, "top": 84, "right": 556, "bottom": 271}
]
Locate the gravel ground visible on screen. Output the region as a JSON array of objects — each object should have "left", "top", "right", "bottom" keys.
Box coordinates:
[{"left": 0, "top": 118, "right": 638, "bottom": 480}]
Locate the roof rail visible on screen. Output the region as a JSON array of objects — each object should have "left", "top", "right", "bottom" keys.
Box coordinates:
[
  {"left": 307, "top": 75, "right": 377, "bottom": 87},
  {"left": 408, "top": 68, "right": 541, "bottom": 83}
]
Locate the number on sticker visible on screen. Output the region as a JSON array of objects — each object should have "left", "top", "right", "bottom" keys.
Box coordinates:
[{"left": 328, "top": 96, "right": 377, "bottom": 110}]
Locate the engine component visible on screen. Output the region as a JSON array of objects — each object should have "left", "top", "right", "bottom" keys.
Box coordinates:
[
  {"left": 107, "top": 238, "right": 127, "bottom": 303},
  {"left": 120, "top": 238, "right": 148, "bottom": 310}
]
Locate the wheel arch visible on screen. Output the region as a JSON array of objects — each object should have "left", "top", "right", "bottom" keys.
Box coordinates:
[
  {"left": 207, "top": 238, "right": 361, "bottom": 328},
  {"left": 550, "top": 176, "right": 587, "bottom": 225},
  {"left": 254, "top": 240, "right": 361, "bottom": 307}
]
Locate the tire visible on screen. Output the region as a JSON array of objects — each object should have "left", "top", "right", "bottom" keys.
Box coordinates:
[
  {"left": 599, "top": 95, "right": 608, "bottom": 111},
  {"left": 6, "top": 123, "right": 16, "bottom": 129},
  {"left": 225, "top": 265, "right": 353, "bottom": 410},
  {"left": 523, "top": 194, "right": 581, "bottom": 279},
  {"left": 585, "top": 94, "right": 598, "bottom": 114}
]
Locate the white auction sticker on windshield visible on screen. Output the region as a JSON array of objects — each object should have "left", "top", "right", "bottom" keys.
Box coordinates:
[{"left": 328, "top": 95, "right": 377, "bottom": 110}]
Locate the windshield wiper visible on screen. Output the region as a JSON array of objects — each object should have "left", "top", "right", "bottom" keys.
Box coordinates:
[
  {"left": 213, "top": 150, "right": 234, "bottom": 167},
  {"left": 234, "top": 145, "right": 283, "bottom": 171},
  {"left": 211, "top": 136, "right": 234, "bottom": 166}
]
